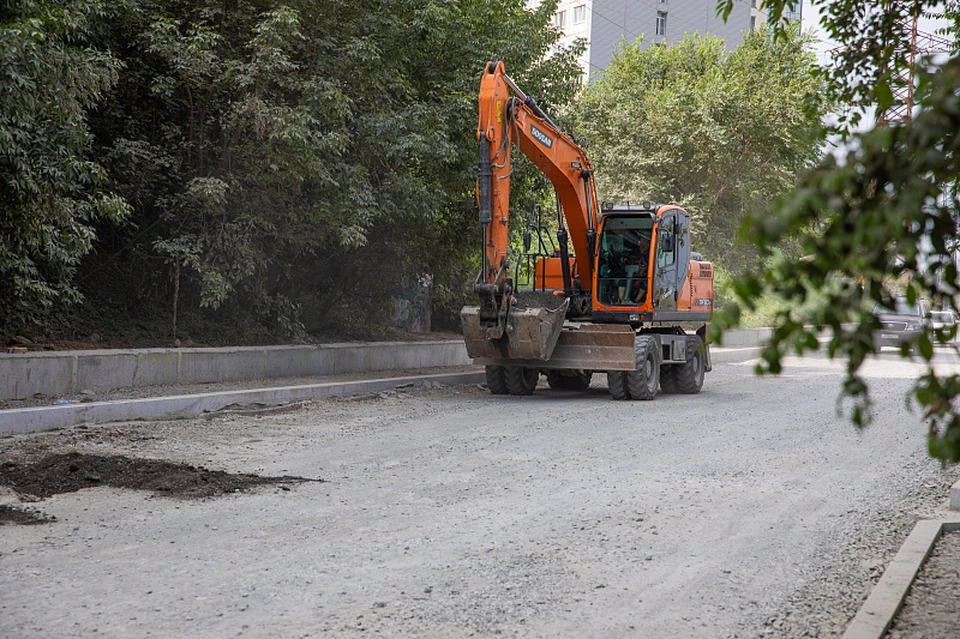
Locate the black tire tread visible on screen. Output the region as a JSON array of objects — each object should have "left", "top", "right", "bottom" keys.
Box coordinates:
[
  {"left": 546, "top": 370, "right": 568, "bottom": 390},
  {"left": 547, "top": 370, "right": 593, "bottom": 390},
  {"left": 607, "top": 371, "right": 629, "bottom": 400},
  {"left": 660, "top": 364, "right": 679, "bottom": 394},
  {"left": 626, "top": 335, "right": 659, "bottom": 400},
  {"left": 675, "top": 335, "right": 705, "bottom": 394},
  {"left": 567, "top": 371, "right": 593, "bottom": 390},
  {"left": 504, "top": 366, "right": 538, "bottom": 395},
  {"left": 485, "top": 365, "right": 508, "bottom": 395}
]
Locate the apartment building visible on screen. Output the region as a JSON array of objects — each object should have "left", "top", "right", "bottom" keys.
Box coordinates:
[{"left": 540, "top": 1, "right": 792, "bottom": 82}]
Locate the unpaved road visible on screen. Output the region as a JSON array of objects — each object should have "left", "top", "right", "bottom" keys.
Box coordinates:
[{"left": 1, "top": 350, "right": 959, "bottom": 638}]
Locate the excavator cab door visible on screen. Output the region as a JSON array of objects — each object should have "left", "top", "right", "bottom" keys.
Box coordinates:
[{"left": 654, "top": 209, "right": 690, "bottom": 311}]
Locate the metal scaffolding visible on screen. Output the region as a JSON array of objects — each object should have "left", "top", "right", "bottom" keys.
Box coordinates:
[{"left": 877, "top": 11, "right": 952, "bottom": 126}]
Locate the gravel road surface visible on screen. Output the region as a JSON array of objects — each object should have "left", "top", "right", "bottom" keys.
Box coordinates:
[
  {"left": 886, "top": 531, "right": 960, "bottom": 639},
  {"left": 1, "top": 350, "right": 959, "bottom": 638}
]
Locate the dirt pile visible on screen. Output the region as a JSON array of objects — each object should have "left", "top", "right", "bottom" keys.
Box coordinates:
[
  {"left": 0, "top": 504, "right": 55, "bottom": 525},
  {"left": 0, "top": 451, "right": 320, "bottom": 524}
]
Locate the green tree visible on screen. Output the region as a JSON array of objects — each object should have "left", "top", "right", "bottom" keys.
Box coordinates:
[
  {"left": 0, "top": 0, "right": 129, "bottom": 331},
  {"left": 713, "top": 1, "right": 960, "bottom": 461},
  {"left": 572, "top": 27, "right": 827, "bottom": 275},
  {"left": 74, "top": 0, "right": 582, "bottom": 341}
]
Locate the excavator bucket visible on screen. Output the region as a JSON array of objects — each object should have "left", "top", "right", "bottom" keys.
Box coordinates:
[
  {"left": 466, "top": 322, "right": 638, "bottom": 371},
  {"left": 461, "top": 294, "right": 569, "bottom": 361}
]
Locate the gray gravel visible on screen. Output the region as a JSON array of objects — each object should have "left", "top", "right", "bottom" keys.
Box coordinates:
[
  {"left": 886, "top": 531, "right": 960, "bottom": 639},
  {"left": 1, "top": 350, "right": 959, "bottom": 638}
]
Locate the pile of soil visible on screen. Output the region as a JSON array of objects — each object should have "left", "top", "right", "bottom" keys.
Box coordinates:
[
  {"left": 0, "top": 505, "right": 55, "bottom": 526},
  {"left": 0, "top": 451, "right": 317, "bottom": 500}
]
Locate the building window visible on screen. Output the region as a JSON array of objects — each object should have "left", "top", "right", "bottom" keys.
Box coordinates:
[
  {"left": 573, "top": 5, "right": 586, "bottom": 24},
  {"left": 750, "top": 15, "right": 756, "bottom": 30},
  {"left": 656, "top": 11, "right": 667, "bottom": 36},
  {"left": 554, "top": 10, "right": 566, "bottom": 29}
]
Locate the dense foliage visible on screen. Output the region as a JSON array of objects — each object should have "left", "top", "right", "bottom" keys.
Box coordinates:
[
  {"left": 1, "top": 0, "right": 584, "bottom": 342},
  {"left": 572, "top": 27, "right": 827, "bottom": 275},
  {"left": 714, "top": 0, "right": 960, "bottom": 462},
  {"left": 0, "top": 0, "right": 129, "bottom": 329}
]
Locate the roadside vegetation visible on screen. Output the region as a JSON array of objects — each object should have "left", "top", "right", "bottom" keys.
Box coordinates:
[
  {"left": 715, "top": 0, "right": 960, "bottom": 461},
  {"left": 572, "top": 26, "right": 828, "bottom": 278},
  {"left": 1, "top": 0, "right": 582, "bottom": 343}
]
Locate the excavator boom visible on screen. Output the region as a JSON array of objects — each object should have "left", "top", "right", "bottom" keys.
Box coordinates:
[
  {"left": 475, "top": 61, "right": 600, "bottom": 289},
  {"left": 465, "top": 61, "right": 600, "bottom": 361}
]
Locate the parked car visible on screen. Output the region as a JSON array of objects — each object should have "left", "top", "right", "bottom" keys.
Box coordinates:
[
  {"left": 930, "top": 310, "right": 958, "bottom": 342},
  {"left": 872, "top": 295, "right": 931, "bottom": 350}
]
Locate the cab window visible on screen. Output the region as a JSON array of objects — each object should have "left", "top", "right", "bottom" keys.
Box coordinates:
[{"left": 658, "top": 218, "right": 676, "bottom": 268}]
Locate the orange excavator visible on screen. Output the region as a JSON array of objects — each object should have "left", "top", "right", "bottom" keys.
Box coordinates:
[{"left": 461, "top": 62, "right": 714, "bottom": 399}]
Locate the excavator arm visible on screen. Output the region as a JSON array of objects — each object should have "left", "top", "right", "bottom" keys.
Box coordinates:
[
  {"left": 475, "top": 61, "right": 600, "bottom": 300},
  {"left": 466, "top": 62, "right": 601, "bottom": 360}
]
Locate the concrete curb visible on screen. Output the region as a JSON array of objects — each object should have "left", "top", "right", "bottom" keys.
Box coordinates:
[
  {"left": 841, "top": 519, "right": 960, "bottom": 639},
  {"left": 0, "top": 371, "right": 486, "bottom": 436},
  {"left": 712, "top": 327, "right": 773, "bottom": 348},
  {"left": 0, "top": 341, "right": 473, "bottom": 401},
  {"left": 710, "top": 345, "right": 763, "bottom": 364}
]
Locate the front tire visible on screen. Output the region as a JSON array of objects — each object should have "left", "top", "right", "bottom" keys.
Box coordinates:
[
  {"left": 485, "top": 365, "right": 508, "bottom": 395},
  {"left": 626, "top": 335, "right": 660, "bottom": 400},
  {"left": 607, "top": 371, "right": 629, "bottom": 400},
  {"left": 660, "top": 364, "right": 679, "bottom": 394},
  {"left": 674, "top": 335, "right": 705, "bottom": 394},
  {"left": 546, "top": 370, "right": 593, "bottom": 391},
  {"left": 504, "top": 366, "right": 538, "bottom": 395}
]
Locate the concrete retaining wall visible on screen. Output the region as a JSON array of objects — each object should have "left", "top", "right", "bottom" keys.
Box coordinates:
[
  {"left": 0, "top": 371, "right": 487, "bottom": 436},
  {"left": 0, "top": 341, "right": 472, "bottom": 401},
  {"left": 713, "top": 327, "right": 773, "bottom": 348},
  {"left": 0, "top": 328, "right": 774, "bottom": 402}
]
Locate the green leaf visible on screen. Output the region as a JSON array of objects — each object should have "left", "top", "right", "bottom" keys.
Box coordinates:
[
  {"left": 918, "top": 334, "right": 934, "bottom": 361},
  {"left": 875, "top": 80, "right": 894, "bottom": 111}
]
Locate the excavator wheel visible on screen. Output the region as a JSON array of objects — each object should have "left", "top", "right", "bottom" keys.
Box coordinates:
[
  {"left": 546, "top": 370, "right": 593, "bottom": 391},
  {"left": 625, "top": 335, "right": 660, "bottom": 400},
  {"left": 545, "top": 371, "right": 566, "bottom": 390},
  {"left": 607, "top": 371, "right": 629, "bottom": 400},
  {"left": 674, "top": 335, "right": 705, "bottom": 394},
  {"left": 504, "top": 365, "right": 538, "bottom": 395},
  {"left": 485, "top": 365, "right": 508, "bottom": 395},
  {"left": 659, "top": 365, "right": 679, "bottom": 394}
]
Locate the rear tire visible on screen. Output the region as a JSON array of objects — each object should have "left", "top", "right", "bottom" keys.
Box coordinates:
[
  {"left": 504, "top": 366, "right": 538, "bottom": 395},
  {"left": 674, "top": 336, "right": 705, "bottom": 394},
  {"left": 626, "top": 335, "right": 660, "bottom": 400},
  {"left": 607, "top": 371, "right": 629, "bottom": 400},
  {"left": 546, "top": 370, "right": 593, "bottom": 390},
  {"left": 660, "top": 364, "right": 679, "bottom": 394},
  {"left": 485, "top": 365, "right": 508, "bottom": 395}
]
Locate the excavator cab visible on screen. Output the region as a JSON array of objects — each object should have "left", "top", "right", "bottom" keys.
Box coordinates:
[{"left": 595, "top": 213, "right": 654, "bottom": 308}]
